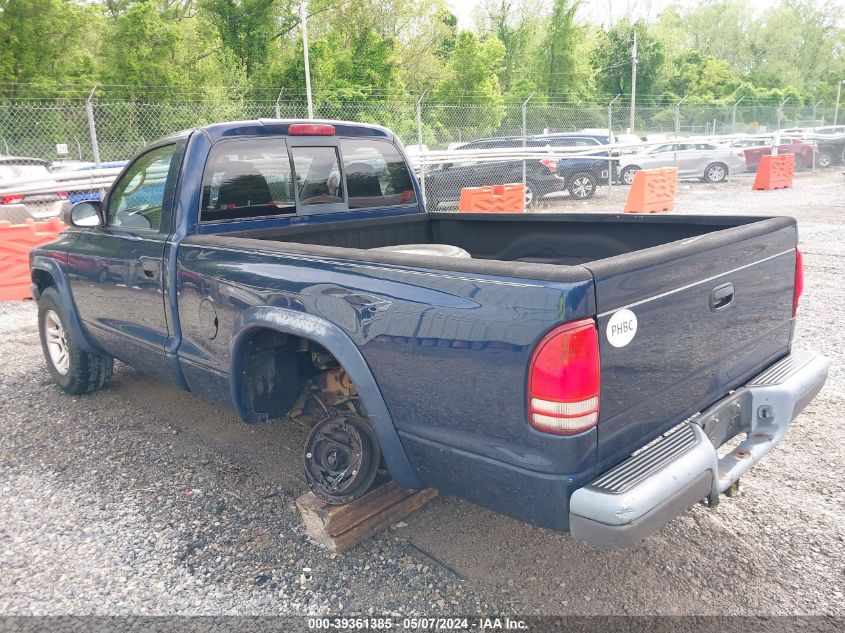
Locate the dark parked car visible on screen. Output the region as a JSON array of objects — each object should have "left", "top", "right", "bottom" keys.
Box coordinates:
[
  {"left": 813, "top": 135, "right": 845, "bottom": 168},
  {"left": 533, "top": 132, "right": 618, "bottom": 194},
  {"left": 31, "top": 119, "right": 828, "bottom": 547},
  {"left": 423, "top": 137, "right": 565, "bottom": 209}
]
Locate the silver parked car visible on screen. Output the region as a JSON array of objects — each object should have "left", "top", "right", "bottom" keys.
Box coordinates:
[
  {"left": 618, "top": 142, "right": 746, "bottom": 184},
  {"left": 0, "top": 157, "right": 69, "bottom": 221}
]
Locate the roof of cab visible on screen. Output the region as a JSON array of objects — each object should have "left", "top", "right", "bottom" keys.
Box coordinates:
[{"left": 200, "top": 119, "right": 395, "bottom": 143}]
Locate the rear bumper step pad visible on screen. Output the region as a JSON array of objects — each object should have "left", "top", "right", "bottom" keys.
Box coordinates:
[{"left": 569, "top": 350, "right": 829, "bottom": 547}]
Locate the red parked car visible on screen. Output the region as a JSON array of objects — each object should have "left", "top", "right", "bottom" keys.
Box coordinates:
[{"left": 731, "top": 137, "right": 818, "bottom": 171}]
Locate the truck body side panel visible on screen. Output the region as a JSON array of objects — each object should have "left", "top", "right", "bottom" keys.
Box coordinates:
[{"left": 175, "top": 238, "right": 596, "bottom": 480}]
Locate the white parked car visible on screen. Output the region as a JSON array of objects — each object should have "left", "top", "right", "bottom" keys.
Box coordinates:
[
  {"left": 618, "top": 142, "right": 746, "bottom": 184},
  {"left": 0, "top": 157, "right": 69, "bottom": 220}
]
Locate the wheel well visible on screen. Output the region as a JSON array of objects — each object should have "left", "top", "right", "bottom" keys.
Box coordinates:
[
  {"left": 31, "top": 269, "right": 55, "bottom": 295},
  {"left": 233, "top": 328, "right": 361, "bottom": 424}
]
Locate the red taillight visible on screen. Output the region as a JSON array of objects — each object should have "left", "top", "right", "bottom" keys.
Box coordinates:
[
  {"left": 528, "top": 319, "right": 600, "bottom": 435},
  {"left": 793, "top": 248, "right": 804, "bottom": 317},
  {"left": 540, "top": 158, "right": 558, "bottom": 173},
  {"left": 288, "top": 123, "right": 336, "bottom": 136},
  {"left": 736, "top": 150, "right": 745, "bottom": 158},
  {"left": 57, "top": 191, "right": 68, "bottom": 200},
  {"left": 0, "top": 194, "right": 24, "bottom": 205}
]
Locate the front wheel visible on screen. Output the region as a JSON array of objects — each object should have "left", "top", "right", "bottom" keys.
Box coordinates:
[
  {"left": 620, "top": 165, "right": 639, "bottom": 185},
  {"left": 567, "top": 173, "right": 597, "bottom": 199},
  {"left": 38, "top": 287, "right": 113, "bottom": 394},
  {"left": 524, "top": 183, "right": 536, "bottom": 209},
  {"left": 793, "top": 154, "right": 805, "bottom": 171},
  {"left": 818, "top": 151, "right": 833, "bottom": 168},
  {"left": 704, "top": 162, "right": 728, "bottom": 183}
]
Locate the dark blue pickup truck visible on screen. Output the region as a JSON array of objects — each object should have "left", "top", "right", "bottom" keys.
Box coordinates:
[{"left": 30, "top": 119, "right": 828, "bottom": 547}]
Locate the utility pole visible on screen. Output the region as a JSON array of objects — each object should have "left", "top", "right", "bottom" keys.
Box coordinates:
[
  {"left": 629, "top": 30, "right": 638, "bottom": 133},
  {"left": 835, "top": 80, "right": 844, "bottom": 125},
  {"left": 301, "top": 0, "right": 314, "bottom": 119}
]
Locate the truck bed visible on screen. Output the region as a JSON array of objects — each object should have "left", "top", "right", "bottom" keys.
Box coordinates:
[{"left": 223, "top": 211, "right": 780, "bottom": 267}]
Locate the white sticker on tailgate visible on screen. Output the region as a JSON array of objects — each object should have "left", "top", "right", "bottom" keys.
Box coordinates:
[{"left": 607, "top": 309, "right": 638, "bottom": 347}]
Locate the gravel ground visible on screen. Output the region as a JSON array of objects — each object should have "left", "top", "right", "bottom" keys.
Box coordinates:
[{"left": 0, "top": 169, "right": 843, "bottom": 617}]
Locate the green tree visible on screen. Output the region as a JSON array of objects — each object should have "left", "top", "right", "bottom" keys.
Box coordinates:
[
  {"left": 101, "top": 1, "right": 186, "bottom": 93},
  {"left": 279, "top": 27, "right": 404, "bottom": 104},
  {"left": 535, "top": 0, "right": 586, "bottom": 99},
  {"left": 591, "top": 20, "right": 665, "bottom": 100},
  {"left": 475, "top": 0, "right": 542, "bottom": 93},
  {"left": 0, "top": 0, "right": 102, "bottom": 97},
  {"left": 431, "top": 31, "right": 506, "bottom": 140},
  {"left": 199, "top": 0, "right": 281, "bottom": 78},
  {"left": 665, "top": 50, "right": 740, "bottom": 102}
]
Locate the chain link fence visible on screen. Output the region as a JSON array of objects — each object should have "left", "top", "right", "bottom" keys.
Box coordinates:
[{"left": 0, "top": 97, "right": 841, "bottom": 218}]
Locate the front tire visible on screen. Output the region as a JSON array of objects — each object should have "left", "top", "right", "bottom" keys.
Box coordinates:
[
  {"left": 567, "top": 173, "right": 597, "bottom": 199},
  {"left": 524, "top": 183, "right": 536, "bottom": 209},
  {"left": 38, "top": 287, "right": 113, "bottom": 394},
  {"left": 818, "top": 150, "right": 833, "bottom": 168},
  {"left": 620, "top": 165, "right": 639, "bottom": 185},
  {"left": 793, "top": 154, "right": 805, "bottom": 171},
  {"left": 704, "top": 162, "right": 728, "bottom": 183}
]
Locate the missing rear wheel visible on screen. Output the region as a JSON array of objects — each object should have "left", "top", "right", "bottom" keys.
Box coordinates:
[{"left": 304, "top": 416, "right": 381, "bottom": 504}]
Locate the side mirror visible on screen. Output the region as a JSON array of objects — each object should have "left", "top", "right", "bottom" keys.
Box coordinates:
[{"left": 65, "top": 201, "right": 104, "bottom": 227}]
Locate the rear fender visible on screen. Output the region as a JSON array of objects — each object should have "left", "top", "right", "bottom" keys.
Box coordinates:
[
  {"left": 230, "top": 306, "right": 422, "bottom": 489},
  {"left": 30, "top": 255, "right": 97, "bottom": 352}
]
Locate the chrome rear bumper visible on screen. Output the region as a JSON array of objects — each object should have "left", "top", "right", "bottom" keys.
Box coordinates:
[{"left": 569, "top": 350, "right": 829, "bottom": 547}]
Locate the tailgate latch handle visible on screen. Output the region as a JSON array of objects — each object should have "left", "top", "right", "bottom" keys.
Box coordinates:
[{"left": 710, "top": 282, "right": 735, "bottom": 311}]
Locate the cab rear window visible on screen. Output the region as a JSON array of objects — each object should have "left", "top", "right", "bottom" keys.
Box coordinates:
[
  {"left": 201, "top": 139, "right": 295, "bottom": 222},
  {"left": 340, "top": 139, "right": 416, "bottom": 209}
]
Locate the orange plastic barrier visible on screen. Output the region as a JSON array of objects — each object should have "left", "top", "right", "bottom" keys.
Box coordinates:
[
  {"left": 458, "top": 183, "right": 526, "bottom": 213},
  {"left": 752, "top": 154, "right": 794, "bottom": 191},
  {"left": 0, "top": 218, "right": 66, "bottom": 301},
  {"left": 624, "top": 168, "right": 678, "bottom": 214}
]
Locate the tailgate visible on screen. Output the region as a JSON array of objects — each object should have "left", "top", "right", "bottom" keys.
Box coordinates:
[{"left": 587, "top": 217, "right": 798, "bottom": 470}]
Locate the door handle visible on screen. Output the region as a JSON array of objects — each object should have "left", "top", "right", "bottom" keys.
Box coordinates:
[
  {"left": 140, "top": 260, "right": 159, "bottom": 279},
  {"left": 710, "top": 282, "right": 734, "bottom": 311}
]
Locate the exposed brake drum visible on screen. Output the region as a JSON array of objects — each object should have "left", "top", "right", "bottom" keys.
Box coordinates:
[{"left": 303, "top": 415, "right": 381, "bottom": 504}]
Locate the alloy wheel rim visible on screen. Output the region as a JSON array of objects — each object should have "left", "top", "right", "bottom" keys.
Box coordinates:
[
  {"left": 45, "top": 310, "right": 69, "bottom": 375},
  {"left": 524, "top": 186, "right": 534, "bottom": 207},
  {"left": 710, "top": 165, "right": 725, "bottom": 181},
  {"left": 572, "top": 177, "right": 593, "bottom": 198},
  {"left": 623, "top": 170, "right": 635, "bottom": 185}
]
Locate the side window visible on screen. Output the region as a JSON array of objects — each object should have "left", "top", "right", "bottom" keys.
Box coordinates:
[
  {"left": 107, "top": 145, "right": 177, "bottom": 230},
  {"left": 291, "top": 146, "right": 344, "bottom": 206},
  {"left": 201, "top": 138, "right": 294, "bottom": 222},
  {"left": 340, "top": 139, "right": 417, "bottom": 209}
]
